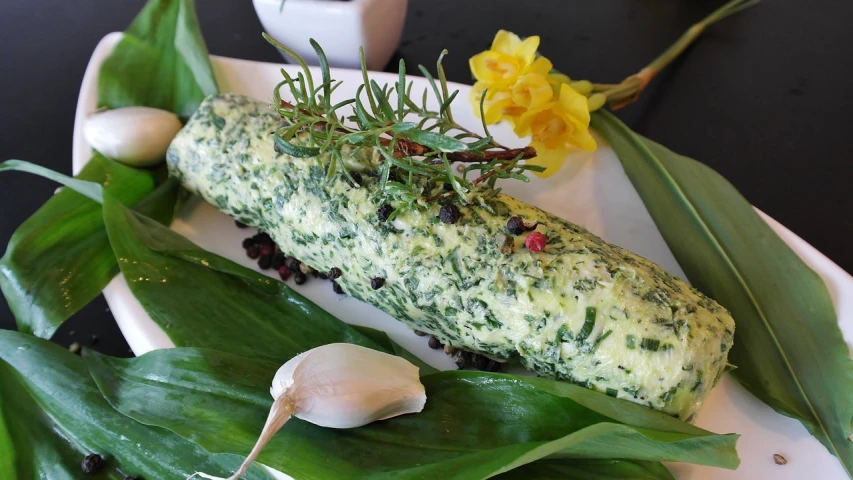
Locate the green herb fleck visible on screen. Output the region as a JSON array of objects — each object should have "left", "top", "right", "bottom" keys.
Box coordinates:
[{"left": 640, "top": 338, "right": 661, "bottom": 352}]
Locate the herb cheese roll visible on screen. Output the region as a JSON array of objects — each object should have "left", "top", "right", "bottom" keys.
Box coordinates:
[{"left": 167, "top": 94, "right": 735, "bottom": 420}]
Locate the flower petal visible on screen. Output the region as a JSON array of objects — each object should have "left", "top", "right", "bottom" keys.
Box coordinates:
[
  {"left": 528, "top": 56, "right": 554, "bottom": 76},
  {"left": 469, "top": 51, "right": 496, "bottom": 83},
  {"left": 515, "top": 36, "right": 541, "bottom": 67},
  {"left": 485, "top": 98, "right": 514, "bottom": 124},
  {"left": 470, "top": 51, "right": 520, "bottom": 85},
  {"left": 469, "top": 81, "right": 488, "bottom": 117},
  {"left": 555, "top": 84, "right": 590, "bottom": 127},
  {"left": 567, "top": 119, "right": 598, "bottom": 151},
  {"left": 492, "top": 30, "right": 521, "bottom": 55},
  {"left": 528, "top": 141, "right": 569, "bottom": 178},
  {"left": 511, "top": 73, "right": 553, "bottom": 110},
  {"left": 512, "top": 105, "right": 545, "bottom": 137}
]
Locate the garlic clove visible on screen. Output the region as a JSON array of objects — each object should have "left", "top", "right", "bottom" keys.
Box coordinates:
[
  {"left": 193, "top": 343, "right": 426, "bottom": 480},
  {"left": 281, "top": 343, "right": 426, "bottom": 428},
  {"left": 83, "top": 106, "right": 182, "bottom": 167}
]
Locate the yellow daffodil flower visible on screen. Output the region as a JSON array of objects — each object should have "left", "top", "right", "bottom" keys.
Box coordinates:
[
  {"left": 471, "top": 54, "right": 555, "bottom": 123},
  {"left": 468, "top": 29, "right": 599, "bottom": 177},
  {"left": 469, "top": 30, "right": 540, "bottom": 88},
  {"left": 505, "top": 72, "right": 554, "bottom": 117},
  {"left": 515, "top": 83, "right": 597, "bottom": 176}
]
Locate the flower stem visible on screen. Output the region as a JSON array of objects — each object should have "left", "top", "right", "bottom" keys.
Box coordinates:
[{"left": 604, "top": 0, "right": 760, "bottom": 109}]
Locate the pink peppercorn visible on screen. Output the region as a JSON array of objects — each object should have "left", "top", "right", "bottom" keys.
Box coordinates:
[
  {"left": 278, "top": 265, "right": 290, "bottom": 281},
  {"left": 525, "top": 232, "right": 546, "bottom": 252}
]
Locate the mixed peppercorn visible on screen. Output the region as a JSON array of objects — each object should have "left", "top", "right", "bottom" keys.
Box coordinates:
[
  {"left": 422, "top": 330, "right": 502, "bottom": 371},
  {"left": 235, "top": 219, "right": 503, "bottom": 372}
]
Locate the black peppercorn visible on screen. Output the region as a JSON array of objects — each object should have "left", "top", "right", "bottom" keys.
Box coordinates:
[
  {"left": 484, "top": 359, "right": 502, "bottom": 372},
  {"left": 81, "top": 454, "right": 105, "bottom": 474},
  {"left": 286, "top": 257, "right": 301, "bottom": 270},
  {"left": 377, "top": 204, "right": 393, "bottom": 222},
  {"left": 428, "top": 336, "right": 443, "bottom": 349},
  {"left": 451, "top": 350, "right": 471, "bottom": 368},
  {"left": 271, "top": 253, "right": 285, "bottom": 270},
  {"left": 235, "top": 220, "right": 248, "bottom": 229},
  {"left": 345, "top": 171, "right": 362, "bottom": 187},
  {"left": 328, "top": 267, "right": 342, "bottom": 280},
  {"left": 241, "top": 237, "right": 255, "bottom": 249},
  {"left": 331, "top": 280, "right": 344, "bottom": 294},
  {"left": 258, "top": 255, "right": 273, "bottom": 270},
  {"left": 523, "top": 220, "right": 538, "bottom": 231},
  {"left": 294, "top": 271, "right": 307, "bottom": 285},
  {"left": 245, "top": 245, "right": 260, "bottom": 259},
  {"left": 470, "top": 354, "right": 489, "bottom": 371},
  {"left": 506, "top": 216, "right": 525, "bottom": 235},
  {"left": 370, "top": 277, "right": 385, "bottom": 290},
  {"left": 253, "top": 232, "right": 274, "bottom": 246},
  {"left": 438, "top": 204, "right": 461, "bottom": 224}
]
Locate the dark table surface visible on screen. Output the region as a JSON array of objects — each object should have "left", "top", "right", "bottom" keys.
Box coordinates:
[{"left": 1, "top": 0, "right": 851, "bottom": 357}]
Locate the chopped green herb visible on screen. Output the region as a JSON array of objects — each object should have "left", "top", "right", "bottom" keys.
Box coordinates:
[
  {"left": 576, "top": 307, "right": 597, "bottom": 343},
  {"left": 640, "top": 338, "right": 661, "bottom": 352}
]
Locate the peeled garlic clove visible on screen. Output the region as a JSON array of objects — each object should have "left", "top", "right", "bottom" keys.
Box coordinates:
[
  {"left": 275, "top": 343, "right": 426, "bottom": 428},
  {"left": 193, "top": 343, "right": 426, "bottom": 480},
  {"left": 83, "top": 106, "right": 182, "bottom": 167}
]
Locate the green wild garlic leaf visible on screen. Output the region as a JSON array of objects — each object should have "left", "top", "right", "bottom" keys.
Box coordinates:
[
  {"left": 0, "top": 330, "right": 271, "bottom": 480},
  {"left": 592, "top": 110, "right": 853, "bottom": 476},
  {"left": 86, "top": 347, "right": 739, "bottom": 479},
  {"left": 98, "top": 0, "right": 217, "bottom": 120},
  {"left": 0, "top": 156, "right": 159, "bottom": 338}
]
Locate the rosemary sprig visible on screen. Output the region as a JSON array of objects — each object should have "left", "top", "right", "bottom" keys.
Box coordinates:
[{"left": 263, "top": 33, "right": 540, "bottom": 217}]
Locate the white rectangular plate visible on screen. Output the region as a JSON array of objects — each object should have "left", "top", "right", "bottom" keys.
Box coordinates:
[{"left": 73, "top": 32, "right": 853, "bottom": 480}]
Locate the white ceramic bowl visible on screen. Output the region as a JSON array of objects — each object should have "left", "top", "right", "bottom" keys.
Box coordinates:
[{"left": 253, "top": 0, "right": 408, "bottom": 71}]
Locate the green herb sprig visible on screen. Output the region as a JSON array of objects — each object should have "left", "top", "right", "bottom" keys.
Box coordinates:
[{"left": 263, "top": 34, "right": 541, "bottom": 220}]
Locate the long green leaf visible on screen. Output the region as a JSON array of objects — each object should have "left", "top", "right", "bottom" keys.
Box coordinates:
[
  {"left": 0, "top": 330, "right": 271, "bottom": 480},
  {"left": 98, "top": 0, "right": 217, "bottom": 120},
  {"left": 0, "top": 155, "right": 158, "bottom": 338},
  {"left": 86, "top": 347, "right": 739, "bottom": 479},
  {"left": 592, "top": 110, "right": 853, "bottom": 476},
  {"left": 174, "top": 0, "right": 218, "bottom": 98}
]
